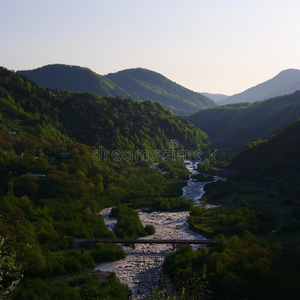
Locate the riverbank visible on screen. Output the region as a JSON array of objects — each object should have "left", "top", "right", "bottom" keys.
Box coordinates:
[
  {"left": 188, "top": 224, "right": 213, "bottom": 240},
  {"left": 93, "top": 160, "right": 226, "bottom": 298}
]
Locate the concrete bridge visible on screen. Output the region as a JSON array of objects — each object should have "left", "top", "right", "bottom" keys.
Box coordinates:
[{"left": 85, "top": 238, "right": 214, "bottom": 250}]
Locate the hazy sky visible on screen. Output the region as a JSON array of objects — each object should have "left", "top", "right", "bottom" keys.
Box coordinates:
[{"left": 1, "top": 0, "right": 300, "bottom": 95}]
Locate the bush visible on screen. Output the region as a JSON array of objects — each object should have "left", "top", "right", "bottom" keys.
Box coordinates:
[
  {"left": 91, "top": 243, "right": 126, "bottom": 263},
  {"left": 144, "top": 224, "right": 156, "bottom": 235},
  {"left": 13, "top": 278, "right": 81, "bottom": 300},
  {"left": 80, "top": 273, "right": 131, "bottom": 300}
]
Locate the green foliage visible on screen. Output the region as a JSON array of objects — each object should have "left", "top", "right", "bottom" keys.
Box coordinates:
[
  {"left": 14, "top": 272, "right": 131, "bottom": 300},
  {"left": 191, "top": 173, "right": 214, "bottom": 182},
  {"left": 144, "top": 224, "right": 156, "bottom": 235},
  {"left": 0, "top": 67, "right": 215, "bottom": 298},
  {"left": 111, "top": 205, "right": 150, "bottom": 238},
  {"left": 18, "top": 65, "right": 216, "bottom": 116},
  {"left": 42, "top": 250, "right": 94, "bottom": 278},
  {"left": 0, "top": 127, "right": 195, "bottom": 297},
  {"left": 91, "top": 243, "right": 126, "bottom": 263},
  {"left": 13, "top": 278, "right": 81, "bottom": 300},
  {"left": 159, "top": 160, "right": 190, "bottom": 180},
  {"left": 188, "top": 91, "right": 300, "bottom": 148},
  {"left": 230, "top": 119, "right": 300, "bottom": 180},
  {"left": 1, "top": 67, "right": 211, "bottom": 155},
  {"left": 162, "top": 114, "right": 300, "bottom": 300},
  {"left": 149, "top": 197, "right": 194, "bottom": 212},
  {"left": 147, "top": 273, "right": 212, "bottom": 300},
  {"left": 17, "top": 64, "right": 126, "bottom": 98},
  {"left": 162, "top": 247, "right": 212, "bottom": 299},
  {"left": 163, "top": 233, "right": 300, "bottom": 300},
  {"left": 80, "top": 272, "right": 131, "bottom": 300},
  {"left": 189, "top": 203, "right": 262, "bottom": 236},
  {"left": 0, "top": 236, "right": 23, "bottom": 299}
]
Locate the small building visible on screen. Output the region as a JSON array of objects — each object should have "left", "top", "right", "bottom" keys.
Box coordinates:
[
  {"left": 60, "top": 152, "right": 70, "bottom": 157},
  {"left": 60, "top": 152, "right": 70, "bottom": 160},
  {"left": 21, "top": 173, "right": 46, "bottom": 179}
]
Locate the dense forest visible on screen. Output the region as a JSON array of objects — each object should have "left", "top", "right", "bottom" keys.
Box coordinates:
[
  {"left": 0, "top": 67, "right": 210, "bottom": 298},
  {"left": 1, "top": 67, "right": 211, "bottom": 153},
  {"left": 188, "top": 91, "right": 300, "bottom": 148},
  {"left": 159, "top": 120, "right": 300, "bottom": 300},
  {"left": 105, "top": 68, "right": 216, "bottom": 115},
  {"left": 17, "top": 64, "right": 128, "bottom": 98},
  {"left": 17, "top": 64, "right": 216, "bottom": 116},
  {"left": 2, "top": 65, "right": 300, "bottom": 299}
]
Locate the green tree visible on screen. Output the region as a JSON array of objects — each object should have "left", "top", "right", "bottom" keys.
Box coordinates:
[{"left": 0, "top": 237, "right": 23, "bottom": 299}]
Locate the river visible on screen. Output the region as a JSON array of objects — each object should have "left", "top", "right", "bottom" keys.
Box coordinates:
[{"left": 96, "top": 160, "right": 225, "bottom": 299}]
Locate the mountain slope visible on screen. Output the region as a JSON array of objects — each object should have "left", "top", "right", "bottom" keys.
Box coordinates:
[
  {"left": 1, "top": 66, "right": 211, "bottom": 154},
  {"left": 1, "top": 67, "right": 211, "bottom": 298},
  {"left": 105, "top": 68, "right": 216, "bottom": 115},
  {"left": 188, "top": 91, "right": 300, "bottom": 148},
  {"left": 219, "top": 69, "right": 300, "bottom": 105},
  {"left": 229, "top": 119, "right": 300, "bottom": 181},
  {"left": 201, "top": 92, "right": 229, "bottom": 102},
  {"left": 17, "top": 64, "right": 216, "bottom": 116},
  {"left": 17, "top": 64, "right": 128, "bottom": 97}
]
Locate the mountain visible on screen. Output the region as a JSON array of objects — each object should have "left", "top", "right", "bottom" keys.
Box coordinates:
[
  {"left": 188, "top": 91, "right": 300, "bottom": 149},
  {"left": 1, "top": 66, "right": 211, "bottom": 154},
  {"left": 1, "top": 66, "right": 211, "bottom": 298},
  {"left": 105, "top": 68, "right": 216, "bottom": 115},
  {"left": 219, "top": 69, "right": 300, "bottom": 105},
  {"left": 201, "top": 92, "right": 229, "bottom": 102},
  {"left": 17, "top": 64, "right": 128, "bottom": 97},
  {"left": 17, "top": 64, "right": 216, "bottom": 116},
  {"left": 229, "top": 119, "right": 300, "bottom": 181}
]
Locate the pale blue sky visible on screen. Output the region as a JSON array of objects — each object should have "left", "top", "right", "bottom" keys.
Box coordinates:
[{"left": 1, "top": 0, "right": 300, "bottom": 94}]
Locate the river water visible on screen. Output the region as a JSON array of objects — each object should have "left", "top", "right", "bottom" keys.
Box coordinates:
[{"left": 96, "top": 160, "right": 224, "bottom": 299}]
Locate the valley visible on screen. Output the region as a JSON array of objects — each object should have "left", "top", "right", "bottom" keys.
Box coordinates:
[
  {"left": 95, "top": 160, "right": 224, "bottom": 299},
  {"left": 1, "top": 66, "right": 300, "bottom": 299}
]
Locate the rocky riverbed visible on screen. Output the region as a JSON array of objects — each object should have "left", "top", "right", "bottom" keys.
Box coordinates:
[
  {"left": 96, "top": 209, "right": 206, "bottom": 298},
  {"left": 95, "top": 160, "right": 225, "bottom": 298}
]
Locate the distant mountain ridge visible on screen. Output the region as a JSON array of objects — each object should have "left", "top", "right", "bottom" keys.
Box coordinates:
[
  {"left": 17, "top": 64, "right": 216, "bottom": 116},
  {"left": 219, "top": 69, "right": 300, "bottom": 105},
  {"left": 105, "top": 68, "right": 216, "bottom": 115},
  {"left": 17, "top": 64, "right": 129, "bottom": 97},
  {"left": 201, "top": 92, "right": 229, "bottom": 102}
]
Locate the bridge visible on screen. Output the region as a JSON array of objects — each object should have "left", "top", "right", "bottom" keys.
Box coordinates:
[{"left": 84, "top": 238, "right": 214, "bottom": 250}]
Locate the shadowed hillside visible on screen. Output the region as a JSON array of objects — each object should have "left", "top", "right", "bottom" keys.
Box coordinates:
[
  {"left": 17, "top": 64, "right": 216, "bottom": 116},
  {"left": 105, "top": 68, "right": 216, "bottom": 115},
  {"left": 188, "top": 91, "right": 300, "bottom": 149}
]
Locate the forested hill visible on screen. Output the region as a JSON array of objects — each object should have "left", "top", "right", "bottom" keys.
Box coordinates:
[
  {"left": 188, "top": 91, "right": 300, "bottom": 149},
  {"left": 1, "top": 67, "right": 211, "bottom": 154},
  {"left": 17, "top": 64, "right": 216, "bottom": 116},
  {"left": 219, "top": 69, "right": 300, "bottom": 105},
  {"left": 105, "top": 68, "right": 216, "bottom": 115},
  {"left": 1, "top": 66, "right": 210, "bottom": 298},
  {"left": 229, "top": 119, "right": 300, "bottom": 183},
  {"left": 17, "top": 64, "right": 128, "bottom": 97}
]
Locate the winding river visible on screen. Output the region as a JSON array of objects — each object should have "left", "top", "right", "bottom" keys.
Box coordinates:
[{"left": 96, "top": 160, "right": 225, "bottom": 299}]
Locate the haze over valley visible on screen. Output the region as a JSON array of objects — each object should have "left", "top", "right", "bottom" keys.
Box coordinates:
[{"left": 1, "top": 1, "right": 300, "bottom": 299}]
